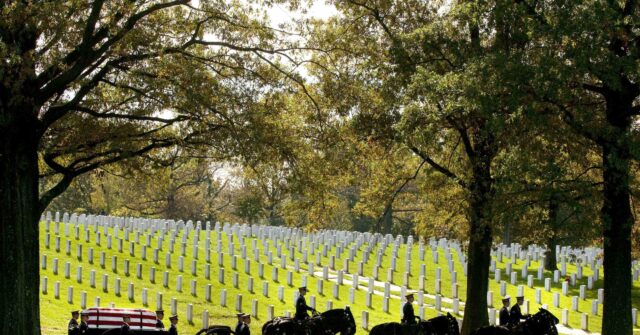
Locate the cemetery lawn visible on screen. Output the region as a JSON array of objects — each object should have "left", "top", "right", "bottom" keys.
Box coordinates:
[{"left": 38, "top": 222, "right": 640, "bottom": 335}]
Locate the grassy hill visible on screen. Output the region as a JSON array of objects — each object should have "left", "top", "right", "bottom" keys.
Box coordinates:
[{"left": 38, "top": 219, "right": 640, "bottom": 335}]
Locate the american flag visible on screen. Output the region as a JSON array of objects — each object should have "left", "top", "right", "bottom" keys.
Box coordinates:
[{"left": 83, "top": 307, "right": 158, "bottom": 330}]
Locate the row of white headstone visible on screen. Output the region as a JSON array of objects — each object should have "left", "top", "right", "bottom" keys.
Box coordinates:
[
  {"left": 42, "top": 211, "right": 634, "bottom": 282},
  {"left": 42, "top": 230, "right": 462, "bottom": 331},
  {"left": 41, "top": 211, "right": 640, "bottom": 331},
  {"left": 42, "top": 215, "right": 472, "bottom": 295},
  {"left": 38, "top": 211, "right": 631, "bottom": 276},
  {"left": 43, "top": 231, "right": 470, "bottom": 313}
]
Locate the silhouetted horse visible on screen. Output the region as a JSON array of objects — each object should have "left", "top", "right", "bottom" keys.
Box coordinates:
[
  {"left": 195, "top": 325, "right": 235, "bottom": 335},
  {"left": 261, "top": 307, "right": 356, "bottom": 335},
  {"left": 369, "top": 313, "right": 460, "bottom": 335},
  {"left": 471, "top": 308, "right": 559, "bottom": 335}
]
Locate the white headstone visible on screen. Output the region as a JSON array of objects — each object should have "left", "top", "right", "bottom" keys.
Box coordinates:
[
  {"left": 544, "top": 278, "right": 551, "bottom": 291},
  {"left": 581, "top": 313, "right": 588, "bottom": 331},
  {"left": 598, "top": 288, "right": 604, "bottom": 304}
]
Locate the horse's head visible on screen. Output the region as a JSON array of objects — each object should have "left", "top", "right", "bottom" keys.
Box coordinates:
[
  {"left": 343, "top": 307, "right": 356, "bottom": 335},
  {"left": 538, "top": 308, "right": 559, "bottom": 325},
  {"left": 527, "top": 308, "right": 559, "bottom": 335},
  {"left": 446, "top": 313, "right": 460, "bottom": 335},
  {"left": 422, "top": 314, "right": 459, "bottom": 335},
  {"left": 319, "top": 308, "right": 356, "bottom": 335}
]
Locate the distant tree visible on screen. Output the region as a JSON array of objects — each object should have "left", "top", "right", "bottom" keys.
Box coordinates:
[{"left": 490, "top": 117, "right": 602, "bottom": 270}]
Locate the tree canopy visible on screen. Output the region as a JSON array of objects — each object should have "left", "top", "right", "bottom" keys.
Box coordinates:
[{"left": 2, "top": 1, "right": 640, "bottom": 335}]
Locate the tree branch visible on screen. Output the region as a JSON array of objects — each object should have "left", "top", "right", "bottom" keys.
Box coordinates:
[
  {"left": 374, "top": 159, "right": 426, "bottom": 230},
  {"left": 37, "top": 0, "right": 189, "bottom": 103},
  {"left": 409, "top": 146, "right": 467, "bottom": 188}
]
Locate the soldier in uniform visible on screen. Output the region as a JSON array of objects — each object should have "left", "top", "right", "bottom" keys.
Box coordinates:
[
  {"left": 120, "top": 316, "right": 131, "bottom": 335},
  {"left": 68, "top": 311, "right": 80, "bottom": 335},
  {"left": 294, "top": 286, "right": 316, "bottom": 320},
  {"left": 499, "top": 296, "right": 511, "bottom": 326},
  {"left": 156, "top": 309, "right": 165, "bottom": 330},
  {"left": 169, "top": 314, "right": 179, "bottom": 335},
  {"left": 79, "top": 312, "right": 89, "bottom": 334},
  {"left": 401, "top": 293, "right": 417, "bottom": 325},
  {"left": 235, "top": 313, "right": 246, "bottom": 335},
  {"left": 509, "top": 295, "right": 525, "bottom": 326},
  {"left": 240, "top": 314, "right": 251, "bottom": 335}
]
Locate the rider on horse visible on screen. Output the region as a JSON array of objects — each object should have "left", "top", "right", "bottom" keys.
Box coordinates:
[
  {"left": 401, "top": 292, "right": 418, "bottom": 325},
  {"left": 295, "top": 286, "right": 317, "bottom": 321},
  {"left": 509, "top": 295, "right": 527, "bottom": 327}
]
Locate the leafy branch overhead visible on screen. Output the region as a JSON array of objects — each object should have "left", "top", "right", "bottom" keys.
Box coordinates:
[{"left": 13, "top": 1, "right": 312, "bottom": 211}]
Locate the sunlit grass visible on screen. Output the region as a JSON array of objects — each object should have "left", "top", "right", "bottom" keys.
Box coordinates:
[{"left": 39, "top": 222, "right": 640, "bottom": 335}]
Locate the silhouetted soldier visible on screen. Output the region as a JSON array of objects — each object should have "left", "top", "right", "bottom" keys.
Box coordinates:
[
  {"left": 510, "top": 295, "right": 526, "bottom": 326},
  {"left": 68, "top": 311, "right": 80, "bottom": 335},
  {"left": 295, "top": 286, "right": 316, "bottom": 320},
  {"left": 499, "top": 296, "right": 511, "bottom": 326},
  {"left": 240, "top": 314, "right": 251, "bottom": 335},
  {"left": 79, "top": 312, "right": 89, "bottom": 334},
  {"left": 235, "top": 313, "right": 246, "bottom": 335},
  {"left": 156, "top": 309, "right": 165, "bottom": 330},
  {"left": 120, "top": 316, "right": 131, "bottom": 335},
  {"left": 168, "top": 315, "right": 179, "bottom": 335}
]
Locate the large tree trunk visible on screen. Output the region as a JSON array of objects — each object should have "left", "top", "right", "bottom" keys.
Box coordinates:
[
  {"left": 461, "top": 158, "right": 494, "bottom": 335},
  {"left": 600, "top": 95, "right": 633, "bottom": 335},
  {"left": 0, "top": 19, "right": 42, "bottom": 335},
  {"left": 0, "top": 110, "right": 42, "bottom": 335},
  {"left": 544, "top": 198, "right": 559, "bottom": 271}
]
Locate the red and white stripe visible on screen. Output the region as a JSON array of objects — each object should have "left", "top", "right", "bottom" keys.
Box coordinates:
[{"left": 83, "top": 307, "right": 158, "bottom": 330}]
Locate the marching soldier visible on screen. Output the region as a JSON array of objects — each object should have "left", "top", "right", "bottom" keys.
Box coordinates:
[
  {"left": 79, "top": 312, "right": 89, "bottom": 334},
  {"left": 120, "top": 316, "right": 131, "bottom": 335},
  {"left": 510, "top": 295, "right": 526, "bottom": 326},
  {"left": 68, "top": 311, "right": 80, "bottom": 335},
  {"left": 240, "top": 314, "right": 251, "bottom": 335},
  {"left": 235, "top": 313, "right": 246, "bottom": 335},
  {"left": 401, "top": 293, "right": 417, "bottom": 325},
  {"left": 156, "top": 309, "right": 165, "bottom": 330},
  {"left": 294, "top": 286, "right": 316, "bottom": 320},
  {"left": 499, "top": 296, "right": 511, "bottom": 326},
  {"left": 168, "top": 314, "right": 179, "bottom": 335}
]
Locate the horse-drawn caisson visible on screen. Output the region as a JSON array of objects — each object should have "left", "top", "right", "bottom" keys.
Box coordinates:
[{"left": 67, "top": 297, "right": 558, "bottom": 335}]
